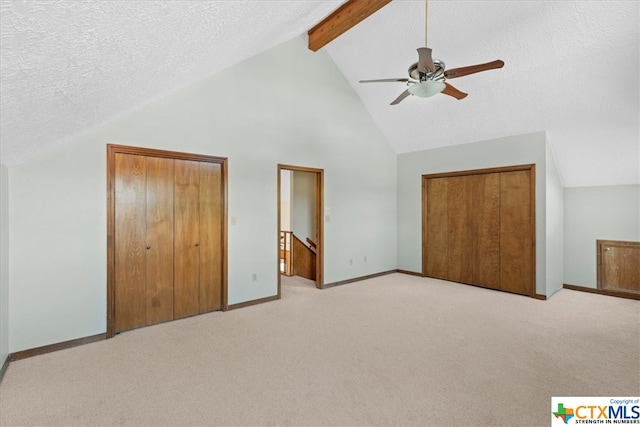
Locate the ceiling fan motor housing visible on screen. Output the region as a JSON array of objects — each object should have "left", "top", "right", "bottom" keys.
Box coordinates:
[{"left": 408, "top": 59, "right": 446, "bottom": 82}]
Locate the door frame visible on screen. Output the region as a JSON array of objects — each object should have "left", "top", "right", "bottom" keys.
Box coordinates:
[
  {"left": 107, "top": 144, "right": 228, "bottom": 338},
  {"left": 277, "top": 164, "right": 324, "bottom": 296},
  {"left": 421, "top": 164, "right": 536, "bottom": 297}
]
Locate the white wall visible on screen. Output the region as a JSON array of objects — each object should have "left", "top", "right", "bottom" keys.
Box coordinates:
[
  {"left": 8, "top": 35, "right": 397, "bottom": 352},
  {"left": 545, "top": 142, "right": 564, "bottom": 297},
  {"left": 292, "top": 170, "right": 317, "bottom": 244},
  {"left": 564, "top": 185, "right": 640, "bottom": 288},
  {"left": 0, "top": 164, "right": 9, "bottom": 364},
  {"left": 397, "top": 132, "right": 557, "bottom": 296}
]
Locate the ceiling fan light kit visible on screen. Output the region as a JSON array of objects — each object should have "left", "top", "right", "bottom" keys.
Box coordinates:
[
  {"left": 407, "top": 80, "right": 445, "bottom": 98},
  {"left": 359, "top": 0, "right": 504, "bottom": 105}
]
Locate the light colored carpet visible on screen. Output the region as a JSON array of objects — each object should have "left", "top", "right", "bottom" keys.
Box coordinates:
[{"left": 1, "top": 273, "right": 638, "bottom": 426}]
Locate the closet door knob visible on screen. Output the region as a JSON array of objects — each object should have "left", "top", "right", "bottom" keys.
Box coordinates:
[
  {"left": 195, "top": 243, "right": 200, "bottom": 247},
  {"left": 146, "top": 245, "right": 151, "bottom": 250}
]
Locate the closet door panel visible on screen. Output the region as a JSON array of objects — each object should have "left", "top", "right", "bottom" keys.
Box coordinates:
[
  {"left": 500, "top": 170, "right": 533, "bottom": 295},
  {"left": 114, "top": 153, "right": 147, "bottom": 332},
  {"left": 145, "top": 157, "right": 175, "bottom": 325},
  {"left": 425, "top": 178, "right": 449, "bottom": 279},
  {"left": 472, "top": 173, "right": 500, "bottom": 288},
  {"left": 448, "top": 176, "right": 474, "bottom": 284},
  {"left": 198, "top": 162, "right": 223, "bottom": 313},
  {"left": 174, "top": 160, "right": 201, "bottom": 319}
]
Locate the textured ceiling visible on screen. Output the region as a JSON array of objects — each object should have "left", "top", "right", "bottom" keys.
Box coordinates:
[
  {"left": 325, "top": 0, "right": 639, "bottom": 187},
  {"left": 0, "top": 0, "right": 342, "bottom": 165},
  {"left": 1, "top": 0, "right": 638, "bottom": 187}
]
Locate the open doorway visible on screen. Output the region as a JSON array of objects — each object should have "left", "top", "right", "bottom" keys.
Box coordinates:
[{"left": 277, "top": 164, "right": 324, "bottom": 297}]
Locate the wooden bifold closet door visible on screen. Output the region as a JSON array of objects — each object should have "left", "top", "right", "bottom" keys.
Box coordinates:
[
  {"left": 423, "top": 165, "right": 534, "bottom": 297},
  {"left": 114, "top": 154, "right": 175, "bottom": 332},
  {"left": 173, "top": 160, "right": 223, "bottom": 319},
  {"left": 108, "top": 145, "right": 227, "bottom": 337}
]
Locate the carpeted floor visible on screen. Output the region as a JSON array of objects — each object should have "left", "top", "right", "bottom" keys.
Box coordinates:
[{"left": 1, "top": 273, "right": 638, "bottom": 426}]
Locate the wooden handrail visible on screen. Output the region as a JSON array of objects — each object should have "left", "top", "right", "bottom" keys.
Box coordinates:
[{"left": 306, "top": 237, "right": 317, "bottom": 250}]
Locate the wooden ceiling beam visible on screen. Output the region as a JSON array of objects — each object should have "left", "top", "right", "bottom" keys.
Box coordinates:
[{"left": 307, "top": 0, "right": 392, "bottom": 52}]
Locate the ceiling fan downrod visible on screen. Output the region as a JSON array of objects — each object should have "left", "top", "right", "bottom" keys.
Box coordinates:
[
  {"left": 357, "top": 0, "right": 505, "bottom": 104},
  {"left": 424, "top": 0, "right": 429, "bottom": 48}
]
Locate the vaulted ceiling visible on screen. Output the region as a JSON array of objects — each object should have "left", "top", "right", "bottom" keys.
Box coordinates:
[{"left": 1, "top": 1, "right": 638, "bottom": 187}]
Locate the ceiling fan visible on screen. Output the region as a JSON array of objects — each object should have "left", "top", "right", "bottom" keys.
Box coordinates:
[{"left": 359, "top": 0, "right": 504, "bottom": 105}]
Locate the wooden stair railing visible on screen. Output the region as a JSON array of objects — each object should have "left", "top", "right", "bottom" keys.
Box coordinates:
[
  {"left": 306, "top": 237, "right": 317, "bottom": 253},
  {"left": 292, "top": 233, "right": 316, "bottom": 281},
  {"left": 280, "top": 231, "right": 292, "bottom": 276}
]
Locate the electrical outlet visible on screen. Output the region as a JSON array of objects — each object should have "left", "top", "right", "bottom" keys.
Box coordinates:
[
  {"left": 231, "top": 217, "right": 237, "bottom": 225},
  {"left": 364, "top": 256, "right": 367, "bottom": 262},
  {"left": 349, "top": 258, "right": 353, "bottom": 265},
  {"left": 251, "top": 273, "right": 257, "bottom": 282}
]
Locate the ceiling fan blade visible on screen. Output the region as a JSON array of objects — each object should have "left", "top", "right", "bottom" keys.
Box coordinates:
[
  {"left": 417, "top": 47, "right": 435, "bottom": 72},
  {"left": 359, "top": 78, "right": 410, "bottom": 83},
  {"left": 444, "top": 60, "right": 504, "bottom": 79},
  {"left": 441, "top": 83, "right": 468, "bottom": 100},
  {"left": 390, "top": 89, "right": 411, "bottom": 105}
]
